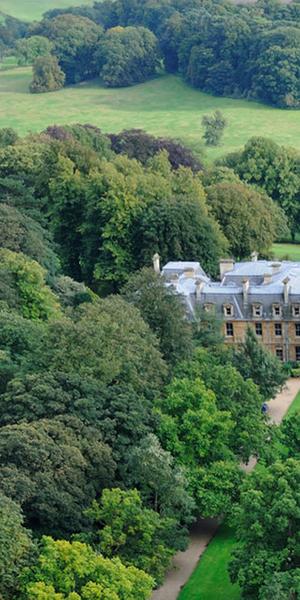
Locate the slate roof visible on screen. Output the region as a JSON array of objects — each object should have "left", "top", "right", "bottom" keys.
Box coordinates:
[{"left": 162, "top": 259, "right": 300, "bottom": 319}]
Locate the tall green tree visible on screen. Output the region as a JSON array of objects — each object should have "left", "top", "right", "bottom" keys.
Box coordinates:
[
  {"left": 0, "top": 493, "right": 33, "bottom": 600},
  {"left": 130, "top": 193, "right": 227, "bottom": 279},
  {"left": 0, "top": 249, "right": 60, "bottom": 320},
  {"left": 34, "top": 14, "right": 102, "bottom": 83},
  {"left": 122, "top": 267, "right": 192, "bottom": 365},
  {"left": 20, "top": 536, "right": 154, "bottom": 600},
  {"left": 177, "top": 348, "right": 268, "bottom": 462},
  {"left": 30, "top": 55, "right": 65, "bottom": 93},
  {"left": 206, "top": 182, "right": 288, "bottom": 259},
  {"left": 15, "top": 35, "right": 53, "bottom": 65},
  {"left": 0, "top": 309, "right": 45, "bottom": 393},
  {"left": 85, "top": 487, "right": 177, "bottom": 584},
  {"left": 0, "top": 417, "right": 115, "bottom": 534},
  {"left": 222, "top": 137, "right": 300, "bottom": 239},
  {"left": 0, "top": 203, "right": 60, "bottom": 277},
  {"left": 230, "top": 459, "right": 300, "bottom": 599},
  {"left": 233, "top": 327, "right": 287, "bottom": 400},
  {"left": 127, "top": 433, "right": 195, "bottom": 527},
  {"left": 157, "top": 377, "right": 243, "bottom": 516},
  {"left": 42, "top": 298, "right": 166, "bottom": 400},
  {"left": 202, "top": 110, "right": 227, "bottom": 146},
  {"left": 95, "top": 26, "right": 159, "bottom": 87}
]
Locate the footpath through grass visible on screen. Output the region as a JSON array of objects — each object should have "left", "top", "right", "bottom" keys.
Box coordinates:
[
  {"left": 178, "top": 523, "right": 240, "bottom": 600},
  {"left": 178, "top": 387, "right": 300, "bottom": 600},
  {"left": 1, "top": 69, "right": 300, "bottom": 162}
]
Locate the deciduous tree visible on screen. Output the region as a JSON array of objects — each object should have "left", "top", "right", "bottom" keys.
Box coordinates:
[
  {"left": 20, "top": 536, "right": 153, "bottom": 600},
  {"left": 230, "top": 459, "right": 300, "bottom": 599},
  {"left": 30, "top": 55, "right": 65, "bottom": 93},
  {"left": 85, "top": 488, "right": 176, "bottom": 584},
  {"left": 122, "top": 267, "right": 192, "bottom": 365}
]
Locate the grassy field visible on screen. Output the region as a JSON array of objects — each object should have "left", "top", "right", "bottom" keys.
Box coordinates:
[
  {"left": 178, "top": 386, "right": 300, "bottom": 600},
  {"left": 0, "top": 0, "right": 92, "bottom": 21},
  {"left": 272, "top": 243, "right": 300, "bottom": 261},
  {"left": 1, "top": 68, "right": 300, "bottom": 162}
]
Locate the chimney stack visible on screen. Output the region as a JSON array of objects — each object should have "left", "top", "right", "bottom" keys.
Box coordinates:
[
  {"left": 195, "top": 279, "right": 205, "bottom": 300},
  {"left": 219, "top": 258, "right": 235, "bottom": 280},
  {"left": 242, "top": 278, "right": 249, "bottom": 305},
  {"left": 263, "top": 273, "right": 272, "bottom": 285},
  {"left": 271, "top": 262, "right": 281, "bottom": 274},
  {"left": 251, "top": 251, "right": 258, "bottom": 262},
  {"left": 283, "top": 276, "right": 290, "bottom": 304},
  {"left": 152, "top": 253, "right": 160, "bottom": 275}
]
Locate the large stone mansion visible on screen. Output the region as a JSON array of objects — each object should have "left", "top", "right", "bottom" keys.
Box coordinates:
[{"left": 155, "top": 253, "right": 300, "bottom": 362}]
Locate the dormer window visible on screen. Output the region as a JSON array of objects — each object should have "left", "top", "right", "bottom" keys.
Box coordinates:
[
  {"left": 252, "top": 304, "right": 263, "bottom": 318},
  {"left": 204, "top": 303, "right": 215, "bottom": 313},
  {"left": 293, "top": 304, "right": 300, "bottom": 317},
  {"left": 272, "top": 304, "right": 282, "bottom": 318},
  {"left": 223, "top": 304, "right": 234, "bottom": 317}
]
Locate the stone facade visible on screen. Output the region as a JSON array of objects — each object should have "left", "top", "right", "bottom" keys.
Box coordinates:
[{"left": 160, "top": 255, "right": 300, "bottom": 362}]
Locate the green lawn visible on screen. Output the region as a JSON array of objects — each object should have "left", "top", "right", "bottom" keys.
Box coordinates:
[
  {"left": 0, "top": 0, "right": 92, "bottom": 21},
  {"left": 178, "top": 386, "right": 300, "bottom": 600},
  {"left": 178, "top": 524, "right": 240, "bottom": 600},
  {"left": 287, "top": 390, "right": 300, "bottom": 415},
  {"left": 272, "top": 243, "right": 300, "bottom": 261},
  {"left": 1, "top": 68, "right": 300, "bottom": 162}
]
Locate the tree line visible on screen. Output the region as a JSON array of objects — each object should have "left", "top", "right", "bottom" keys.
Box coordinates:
[{"left": 1, "top": 0, "right": 300, "bottom": 105}]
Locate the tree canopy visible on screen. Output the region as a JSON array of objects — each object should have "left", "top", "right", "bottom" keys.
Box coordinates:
[
  {"left": 122, "top": 267, "right": 192, "bottom": 365},
  {"left": 95, "top": 26, "right": 160, "bottom": 87},
  {"left": 206, "top": 182, "right": 288, "bottom": 259},
  {"left": 230, "top": 459, "right": 300, "bottom": 599},
  {"left": 20, "top": 536, "right": 154, "bottom": 600}
]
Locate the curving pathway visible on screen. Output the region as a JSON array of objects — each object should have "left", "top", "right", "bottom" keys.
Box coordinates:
[{"left": 151, "top": 378, "right": 300, "bottom": 600}]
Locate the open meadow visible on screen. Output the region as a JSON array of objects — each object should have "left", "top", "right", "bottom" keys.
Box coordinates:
[
  {"left": 1, "top": 67, "right": 300, "bottom": 162},
  {"left": 0, "top": 0, "right": 92, "bottom": 21}
]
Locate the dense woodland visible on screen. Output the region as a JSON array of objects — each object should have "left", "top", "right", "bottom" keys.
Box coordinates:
[
  {"left": 0, "top": 121, "right": 299, "bottom": 599},
  {"left": 1, "top": 0, "right": 300, "bottom": 105}
]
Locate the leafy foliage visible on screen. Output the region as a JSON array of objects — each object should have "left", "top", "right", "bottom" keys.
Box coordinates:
[
  {"left": 109, "top": 128, "right": 203, "bottom": 172},
  {"left": 33, "top": 14, "right": 102, "bottom": 84},
  {"left": 122, "top": 267, "right": 192, "bottom": 365},
  {"left": 156, "top": 377, "right": 243, "bottom": 516},
  {"left": 202, "top": 111, "right": 227, "bottom": 146},
  {"left": 0, "top": 249, "right": 60, "bottom": 320},
  {"left": 20, "top": 536, "right": 154, "bottom": 599},
  {"left": 233, "top": 327, "right": 287, "bottom": 400},
  {"left": 0, "top": 203, "right": 60, "bottom": 277},
  {"left": 206, "top": 182, "right": 288, "bottom": 259},
  {"left": 127, "top": 433, "right": 195, "bottom": 528},
  {"left": 177, "top": 348, "right": 268, "bottom": 462},
  {"left": 42, "top": 298, "right": 166, "bottom": 399},
  {"left": 85, "top": 488, "right": 177, "bottom": 584},
  {"left": 230, "top": 459, "right": 300, "bottom": 599},
  {"left": 222, "top": 137, "right": 300, "bottom": 238},
  {"left": 30, "top": 55, "right": 65, "bottom": 94},
  {"left": 0, "top": 417, "right": 115, "bottom": 535},
  {"left": 15, "top": 35, "right": 53, "bottom": 66},
  {"left": 95, "top": 26, "right": 159, "bottom": 87},
  {"left": 0, "top": 493, "right": 32, "bottom": 600}
]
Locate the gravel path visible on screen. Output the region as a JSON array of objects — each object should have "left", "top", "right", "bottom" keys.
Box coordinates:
[{"left": 151, "top": 378, "right": 300, "bottom": 600}]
